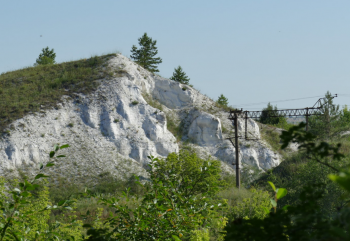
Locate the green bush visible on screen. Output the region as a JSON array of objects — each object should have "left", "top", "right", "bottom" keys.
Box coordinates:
[
  {"left": 224, "top": 123, "right": 350, "bottom": 241},
  {"left": 0, "top": 144, "right": 85, "bottom": 240},
  {"left": 230, "top": 189, "right": 271, "bottom": 220},
  {"left": 2, "top": 123, "right": 350, "bottom": 240},
  {"left": 84, "top": 151, "right": 226, "bottom": 240}
]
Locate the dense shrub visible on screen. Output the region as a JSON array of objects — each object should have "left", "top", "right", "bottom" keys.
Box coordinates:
[{"left": 84, "top": 151, "right": 227, "bottom": 240}]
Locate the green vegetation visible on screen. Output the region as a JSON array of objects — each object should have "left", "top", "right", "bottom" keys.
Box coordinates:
[
  {"left": 259, "top": 102, "right": 288, "bottom": 126},
  {"left": 35, "top": 46, "right": 56, "bottom": 66},
  {"left": 166, "top": 112, "right": 184, "bottom": 142},
  {"left": 224, "top": 123, "right": 350, "bottom": 240},
  {"left": 0, "top": 145, "right": 231, "bottom": 240},
  {"left": 84, "top": 151, "right": 226, "bottom": 240},
  {"left": 309, "top": 91, "right": 350, "bottom": 140},
  {"left": 170, "top": 66, "right": 190, "bottom": 85},
  {"left": 130, "top": 33, "right": 162, "bottom": 72},
  {"left": 216, "top": 94, "right": 229, "bottom": 107},
  {"left": 0, "top": 54, "right": 116, "bottom": 133},
  {"left": 259, "top": 125, "right": 292, "bottom": 157},
  {"left": 255, "top": 129, "right": 350, "bottom": 218},
  {"left": 1, "top": 46, "right": 350, "bottom": 240},
  {"left": 2, "top": 122, "right": 350, "bottom": 240},
  {"left": 142, "top": 92, "right": 164, "bottom": 112}
]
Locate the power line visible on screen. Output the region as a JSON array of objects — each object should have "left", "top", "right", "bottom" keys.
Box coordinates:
[
  {"left": 232, "top": 95, "right": 324, "bottom": 107},
  {"left": 239, "top": 94, "right": 350, "bottom": 110},
  {"left": 228, "top": 94, "right": 337, "bottom": 189}
]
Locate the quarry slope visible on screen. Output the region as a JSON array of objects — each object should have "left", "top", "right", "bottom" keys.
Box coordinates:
[{"left": 0, "top": 54, "right": 281, "bottom": 181}]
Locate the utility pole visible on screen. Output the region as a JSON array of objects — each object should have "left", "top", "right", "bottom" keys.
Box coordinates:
[
  {"left": 227, "top": 95, "right": 337, "bottom": 189},
  {"left": 233, "top": 111, "right": 240, "bottom": 188}
]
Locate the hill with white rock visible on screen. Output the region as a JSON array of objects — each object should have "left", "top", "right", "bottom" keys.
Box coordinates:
[{"left": 0, "top": 54, "right": 281, "bottom": 181}]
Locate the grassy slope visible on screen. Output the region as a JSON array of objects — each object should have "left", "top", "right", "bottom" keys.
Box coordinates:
[{"left": 0, "top": 54, "right": 117, "bottom": 133}]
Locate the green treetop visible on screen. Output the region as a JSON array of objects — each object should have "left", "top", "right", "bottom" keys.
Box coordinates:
[
  {"left": 217, "top": 94, "right": 229, "bottom": 107},
  {"left": 35, "top": 46, "right": 56, "bottom": 65},
  {"left": 130, "top": 33, "right": 162, "bottom": 72},
  {"left": 170, "top": 66, "right": 190, "bottom": 84},
  {"left": 309, "top": 91, "right": 347, "bottom": 139},
  {"left": 259, "top": 102, "right": 287, "bottom": 126}
]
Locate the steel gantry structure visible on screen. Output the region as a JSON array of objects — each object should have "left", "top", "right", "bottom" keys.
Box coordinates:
[{"left": 227, "top": 94, "right": 337, "bottom": 189}]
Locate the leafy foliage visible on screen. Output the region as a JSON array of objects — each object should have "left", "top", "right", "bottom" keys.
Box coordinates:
[
  {"left": 170, "top": 66, "right": 190, "bottom": 85},
  {"left": 225, "top": 123, "right": 350, "bottom": 240},
  {"left": 229, "top": 189, "right": 271, "bottom": 220},
  {"left": 84, "top": 151, "right": 226, "bottom": 240},
  {"left": 280, "top": 122, "right": 344, "bottom": 170},
  {"left": 257, "top": 121, "right": 349, "bottom": 216},
  {"left": 0, "top": 144, "right": 86, "bottom": 240},
  {"left": 224, "top": 184, "right": 350, "bottom": 241},
  {"left": 130, "top": 33, "right": 162, "bottom": 72},
  {"left": 35, "top": 47, "right": 56, "bottom": 65},
  {"left": 2, "top": 92, "right": 350, "bottom": 240}
]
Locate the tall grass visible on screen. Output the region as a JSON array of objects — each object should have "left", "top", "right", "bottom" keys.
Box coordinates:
[{"left": 0, "top": 54, "right": 117, "bottom": 132}]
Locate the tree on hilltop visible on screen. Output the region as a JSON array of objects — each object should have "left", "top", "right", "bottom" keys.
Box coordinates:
[
  {"left": 35, "top": 46, "right": 56, "bottom": 65},
  {"left": 130, "top": 33, "right": 162, "bottom": 72},
  {"left": 170, "top": 66, "right": 190, "bottom": 84}
]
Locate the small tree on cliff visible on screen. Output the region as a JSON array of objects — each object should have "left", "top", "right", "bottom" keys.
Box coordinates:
[
  {"left": 130, "top": 33, "right": 162, "bottom": 72},
  {"left": 217, "top": 94, "right": 229, "bottom": 107},
  {"left": 170, "top": 66, "right": 190, "bottom": 85}
]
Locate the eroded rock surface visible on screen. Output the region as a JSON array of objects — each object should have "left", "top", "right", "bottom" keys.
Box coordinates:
[{"left": 0, "top": 54, "right": 281, "bottom": 180}]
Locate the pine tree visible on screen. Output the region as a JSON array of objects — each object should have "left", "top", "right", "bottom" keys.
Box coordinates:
[
  {"left": 35, "top": 47, "right": 56, "bottom": 65},
  {"left": 217, "top": 94, "right": 229, "bottom": 107},
  {"left": 130, "top": 33, "right": 162, "bottom": 72},
  {"left": 170, "top": 66, "right": 190, "bottom": 84}
]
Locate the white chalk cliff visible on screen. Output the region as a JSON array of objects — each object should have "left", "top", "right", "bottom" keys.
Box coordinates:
[{"left": 0, "top": 54, "right": 280, "bottom": 180}]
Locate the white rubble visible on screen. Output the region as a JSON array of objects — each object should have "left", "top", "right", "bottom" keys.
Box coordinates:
[{"left": 0, "top": 54, "right": 281, "bottom": 181}]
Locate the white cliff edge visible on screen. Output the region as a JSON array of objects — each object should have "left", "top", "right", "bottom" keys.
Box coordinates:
[{"left": 0, "top": 54, "right": 281, "bottom": 181}]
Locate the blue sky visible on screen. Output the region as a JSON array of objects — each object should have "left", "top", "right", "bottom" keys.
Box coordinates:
[{"left": 1, "top": 0, "right": 350, "bottom": 110}]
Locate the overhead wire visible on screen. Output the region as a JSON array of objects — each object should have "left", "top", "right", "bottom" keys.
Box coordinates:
[
  {"left": 232, "top": 94, "right": 350, "bottom": 109},
  {"left": 232, "top": 95, "right": 325, "bottom": 107}
]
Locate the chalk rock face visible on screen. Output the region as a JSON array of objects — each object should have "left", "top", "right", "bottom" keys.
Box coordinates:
[
  {"left": 0, "top": 54, "right": 281, "bottom": 180},
  {"left": 188, "top": 113, "right": 222, "bottom": 145},
  {"left": 153, "top": 79, "right": 196, "bottom": 108}
]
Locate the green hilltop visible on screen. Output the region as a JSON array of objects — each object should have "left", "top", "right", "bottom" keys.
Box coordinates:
[{"left": 0, "top": 54, "right": 117, "bottom": 132}]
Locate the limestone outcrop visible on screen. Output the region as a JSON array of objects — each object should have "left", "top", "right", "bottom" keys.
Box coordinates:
[{"left": 0, "top": 54, "right": 281, "bottom": 180}]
